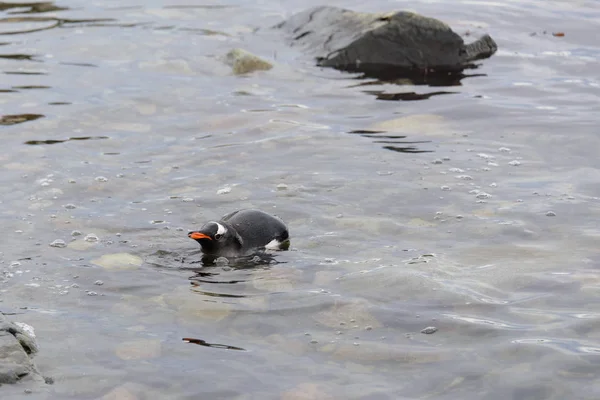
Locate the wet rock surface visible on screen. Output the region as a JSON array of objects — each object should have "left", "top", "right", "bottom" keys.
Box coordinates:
[
  {"left": 0, "top": 314, "right": 42, "bottom": 385},
  {"left": 275, "top": 6, "right": 497, "bottom": 79}
]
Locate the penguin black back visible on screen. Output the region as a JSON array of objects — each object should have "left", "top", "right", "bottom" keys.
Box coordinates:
[{"left": 188, "top": 209, "right": 289, "bottom": 257}]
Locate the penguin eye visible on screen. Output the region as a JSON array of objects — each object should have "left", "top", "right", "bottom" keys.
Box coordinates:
[{"left": 214, "top": 233, "right": 223, "bottom": 240}]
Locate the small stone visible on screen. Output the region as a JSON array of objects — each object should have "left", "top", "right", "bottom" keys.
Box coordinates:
[
  {"left": 84, "top": 234, "right": 99, "bottom": 242},
  {"left": 440, "top": 185, "right": 451, "bottom": 191},
  {"left": 71, "top": 230, "right": 82, "bottom": 237},
  {"left": 475, "top": 192, "right": 492, "bottom": 199},
  {"left": 498, "top": 147, "right": 511, "bottom": 152},
  {"left": 276, "top": 183, "right": 288, "bottom": 191},
  {"left": 86, "top": 291, "right": 98, "bottom": 296},
  {"left": 431, "top": 159, "right": 443, "bottom": 164},
  {"left": 310, "top": 339, "right": 318, "bottom": 344},
  {"left": 225, "top": 48, "right": 273, "bottom": 75},
  {"left": 68, "top": 179, "right": 76, "bottom": 183},
  {"left": 182, "top": 197, "right": 194, "bottom": 202},
  {"left": 216, "top": 187, "right": 231, "bottom": 195},
  {"left": 455, "top": 175, "right": 473, "bottom": 180},
  {"left": 95, "top": 176, "right": 109, "bottom": 182},
  {"left": 49, "top": 239, "right": 67, "bottom": 248},
  {"left": 448, "top": 168, "right": 464, "bottom": 173},
  {"left": 508, "top": 160, "right": 521, "bottom": 166},
  {"left": 94, "top": 280, "right": 104, "bottom": 286},
  {"left": 421, "top": 326, "right": 438, "bottom": 334},
  {"left": 489, "top": 183, "right": 497, "bottom": 188},
  {"left": 63, "top": 204, "right": 76, "bottom": 209},
  {"left": 365, "top": 326, "right": 373, "bottom": 330},
  {"left": 546, "top": 211, "right": 556, "bottom": 217}
]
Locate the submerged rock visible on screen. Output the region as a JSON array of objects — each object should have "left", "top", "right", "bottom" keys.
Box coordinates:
[
  {"left": 225, "top": 48, "right": 273, "bottom": 75},
  {"left": 0, "top": 313, "right": 43, "bottom": 385},
  {"left": 275, "top": 6, "right": 497, "bottom": 80}
]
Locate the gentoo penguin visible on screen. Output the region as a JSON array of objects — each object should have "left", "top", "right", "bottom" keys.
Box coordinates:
[{"left": 188, "top": 209, "right": 290, "bottom": 257}]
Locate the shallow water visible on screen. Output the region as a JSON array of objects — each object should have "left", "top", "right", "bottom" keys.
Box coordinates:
[{"left": 1, "top": 0, "right": 600, "bottom": 398}]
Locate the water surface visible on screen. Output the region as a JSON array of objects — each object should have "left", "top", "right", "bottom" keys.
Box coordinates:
[{"left": 1, "top": 0, "right": 600, "bottom": 399}]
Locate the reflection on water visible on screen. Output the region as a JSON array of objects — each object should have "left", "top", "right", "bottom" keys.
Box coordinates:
[
  {"left": 182, "top": 337, "right": 246, "bottom": 351},
  {"left": 0, "top": 113, "right": 44, "bottom": 125},
  {"left": 1, "top": 0, "right": 600, "bottom": 398},
  {"left": 339, "top": 64, "right": 489, "bottom": 86},
  {"left": 24, "top": 136, "right": 109, "bottom": 145},
  {"left": 0, "top": 53, "right": 37, "bottom": 60},
  {"left": 348, "top": 129, "right": 433, "bottom": 153},
  {"left": 365, "top": 90, "right": 455, "bottom": 101},
  {"left": 0, "top": 1, "right": 68, "bottom": 14},
  {"left": 0, "top": 16, "right": 116, "bottom": 35}
]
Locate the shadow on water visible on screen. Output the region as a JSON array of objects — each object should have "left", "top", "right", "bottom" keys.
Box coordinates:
[{"left": 348, "top": 130, "right": 433, "bottom": 154}]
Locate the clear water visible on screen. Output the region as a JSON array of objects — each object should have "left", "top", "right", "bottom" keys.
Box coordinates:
[{"left": 1, "top": 0, "right": 600, "bottom": 398}]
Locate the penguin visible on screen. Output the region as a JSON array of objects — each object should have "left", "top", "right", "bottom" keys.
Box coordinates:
[{"left": 188, "top": 209, "right": 290, "bottom": 257}]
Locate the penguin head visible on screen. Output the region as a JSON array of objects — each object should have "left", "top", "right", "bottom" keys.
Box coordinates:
[{"left": 188, "top": 221, "right": 242, "bottom": 256}]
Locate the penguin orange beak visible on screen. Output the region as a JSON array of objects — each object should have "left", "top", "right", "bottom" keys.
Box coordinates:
[{"left": 188, "top": 232, "right": 212, "bottom": 240}]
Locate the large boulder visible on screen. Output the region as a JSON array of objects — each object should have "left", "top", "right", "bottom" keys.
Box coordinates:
[
  {"left": 275, "top": 6, "right": 497, "bottom": 79},
  {"left": 0, "top": 314, "right": 43, "bottom": 385}
]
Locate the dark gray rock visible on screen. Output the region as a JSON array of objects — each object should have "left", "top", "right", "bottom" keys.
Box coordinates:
[
  {"left": 0, "top": 314, "right": 43, "bottom": 385},
  {"left": 275, "top": 6, "right": 497, "bottom": 79}
]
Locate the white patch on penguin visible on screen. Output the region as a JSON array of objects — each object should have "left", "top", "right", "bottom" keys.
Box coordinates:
[
  {"left": 265, "top": 238, "right": 282, "bottom": 250},
  {"left": 215, "top": 222, "right": 227, "bottom": 236}
]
